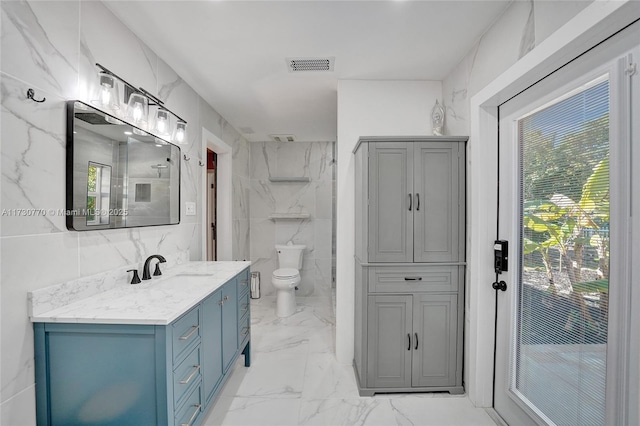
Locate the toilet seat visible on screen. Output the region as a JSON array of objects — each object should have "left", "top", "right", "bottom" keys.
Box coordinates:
[{"left": 272, "top": 268, "right": 299, "bottom": 279}]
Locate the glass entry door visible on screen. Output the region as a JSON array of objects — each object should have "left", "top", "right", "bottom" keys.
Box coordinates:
[{"left": 494, "top": 22, "right": 638, "bottom": 425}]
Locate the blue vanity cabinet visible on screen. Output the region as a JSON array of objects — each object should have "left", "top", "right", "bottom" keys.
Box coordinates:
[{"left": 34, "top": 267, "right": 251, "bottom": 426}]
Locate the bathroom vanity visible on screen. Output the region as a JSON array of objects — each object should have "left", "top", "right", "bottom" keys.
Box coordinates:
[
  {"left": 352, "top": 136, "right": 467, "bottom": 396},
  {"left": 31, "top": 261, "right": 251, "bottom": 426}
]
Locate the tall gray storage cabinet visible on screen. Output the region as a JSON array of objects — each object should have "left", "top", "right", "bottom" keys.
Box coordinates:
[{"left": 353, "top": 136, "right": 467, "bottom": 396}]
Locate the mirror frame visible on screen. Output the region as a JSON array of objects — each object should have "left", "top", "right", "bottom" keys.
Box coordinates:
[{"left": 66, "top": 100, "right": 181, "bottom": 231}]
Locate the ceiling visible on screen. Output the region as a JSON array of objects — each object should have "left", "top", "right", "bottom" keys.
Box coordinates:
[{"left": 106, "top": 1, "right": 512, "bottom": 142}]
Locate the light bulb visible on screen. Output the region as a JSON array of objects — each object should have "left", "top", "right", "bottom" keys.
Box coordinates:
[
  {"left": 175, "top": 127, "right": 185, "bottom": 143},
  {"left": 133, "top": 103, "right": 142, "bottom": 122},
  {"left": 173, "top": 121, "right": 187, "bottom": 144},
  {"left": 154, "top": 109, "right": 170, "bottom": 136},
  {"left": 100, "top": 85, "right": 111, "bottom": 106}
]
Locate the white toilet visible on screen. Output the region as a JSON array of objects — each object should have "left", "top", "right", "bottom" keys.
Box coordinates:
[{"left": 272, "top": 241, "right": 306, "bottom": 317}]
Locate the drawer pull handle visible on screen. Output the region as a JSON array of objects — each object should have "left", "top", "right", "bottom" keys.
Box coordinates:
[
  {"left": 404, "top": 277, "right": 423, "bottom": 281},
  {"left": 180, "top": 365, "right": 200, "bottom": 384},
  {"left": 242, "top": 303, "right": 249, "bottom": 311},
  {"left": 181, "top": 404, "right": 201, "bottom": 426},
  {"left": 179, "top": 325, "right": 199, "bottom": 341},
  {"left": 242, "top": 327, "right": 250, "bottom": 336},
  {"left": 240, "top": 280, "right": 248, "bottom": 286}
]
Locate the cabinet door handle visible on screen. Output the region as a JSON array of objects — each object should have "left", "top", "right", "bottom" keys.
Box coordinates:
[
  {"left": 408, "top": 194, "right": 412, "bottom": 211},
  {"left": 407, "top": 333, "right": 411, "bottom": 350},
  {"left": 219, "top": 300, "right": 224, "bottom": 306},
  {"left": 224, "top": 295, "right": 229, "bottom": 301},
  {"left": 416, "top": 193, "right": 420, "bottom": 211},
  {"left": 181, "top": 404, "right": 201, "bottom": 426},
  {"left": 404, "top": 277, "right": 422, "bottom": 281},
  {"left": 179, "top": 325, "right": 199, "bottom": 341},
  {"left": 415, "top": 333, "right": 419, "bottom": 350},
  {"left": 179, "top": 365, "right": 200, "bottom": 384}
]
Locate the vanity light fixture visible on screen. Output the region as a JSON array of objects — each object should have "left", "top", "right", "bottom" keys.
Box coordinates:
[
  {"left": 154, "top": 108, "right": 170, "bottom": 136},
  {"left": 126, "top": 92, "right": 149, "bottom": 127},
  {"left": 173, "top": 121, "right": 187, "bottom": 144},
  {"left": 95, "top": 63, "right": 187, "bottom": 142},
  {"left": 93, "top": 72, "right": 120, "bottom": 111}
]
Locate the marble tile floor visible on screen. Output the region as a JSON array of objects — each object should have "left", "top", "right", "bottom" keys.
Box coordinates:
[{"left": 203, "top": 296, "right": 497, "bottom": 426}]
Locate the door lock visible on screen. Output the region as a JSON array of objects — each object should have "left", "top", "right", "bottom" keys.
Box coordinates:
[{"left": 492, "top": 280, "right": 507, "bottom": 291}]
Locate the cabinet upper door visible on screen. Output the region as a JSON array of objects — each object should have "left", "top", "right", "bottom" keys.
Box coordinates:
[
  {"left": 368, "top": 142, "right": 414, "bottom": 262},
  {"left": 413, "top": 142, "right": 464, "bottom": 262}
]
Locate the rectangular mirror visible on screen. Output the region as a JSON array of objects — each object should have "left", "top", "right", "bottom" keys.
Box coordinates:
[{"left": 67, "top": 101, "right": 180, "bottom": 230}]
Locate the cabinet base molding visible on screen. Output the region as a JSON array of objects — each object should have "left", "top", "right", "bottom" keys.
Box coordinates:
[{"left": 353, "top": 362, "right": 464, "bottom": 397}]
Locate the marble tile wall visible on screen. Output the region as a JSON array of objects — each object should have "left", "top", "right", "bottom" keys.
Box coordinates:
[
  {"left": 250, "top": 142, "right": 335, "bottom": 298},
  {"left": 0, "top": 1, "right": 250, "bottom": 423},
  {"left": 442, "top": 0, "right": 592, "bottom": 136}
]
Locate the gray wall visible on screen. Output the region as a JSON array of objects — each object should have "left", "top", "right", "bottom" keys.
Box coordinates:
[
  {"left": 0, "top": 1, "right": 250, "bottom": 422},
  {"left": 250, "top": 141, "right": 335, "bottom": 298}
]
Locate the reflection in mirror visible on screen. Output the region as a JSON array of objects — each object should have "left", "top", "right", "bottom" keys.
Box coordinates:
[
  {"left": 86, "top": 162, "right": 111, "bottom": 226},
  {"left": 67, "top": 101, "right": 181, "bottom": 231}
]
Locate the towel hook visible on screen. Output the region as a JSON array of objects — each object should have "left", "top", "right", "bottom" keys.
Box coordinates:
[
  {"left": 198, "top": 160, "right": 205, "bottom": 167},
  {"left": 26, "top": 88, "right": 46, "bottom": 103},
  {"left": 183, "top": 154, "right": 191, "bottom": 161}
]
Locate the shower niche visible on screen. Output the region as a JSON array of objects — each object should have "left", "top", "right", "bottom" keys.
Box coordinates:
[{"left": 67, "top": 101, "right": 181, "bottom": 230}]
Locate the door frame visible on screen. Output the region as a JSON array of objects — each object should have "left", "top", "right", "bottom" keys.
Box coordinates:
[
  {"left": 201, "top": 127, "right": 232, "bottom": 261},
  {"left": 466, "top": 0, "right": 640, "bottom": 419}
]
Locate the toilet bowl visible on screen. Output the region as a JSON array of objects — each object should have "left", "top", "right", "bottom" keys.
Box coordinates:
[
  {"left": 272, "top": 268, "right": 300, "bottom": 317},
  {"left": 272, "top": 241, "right": 305, "bottom": 318}
]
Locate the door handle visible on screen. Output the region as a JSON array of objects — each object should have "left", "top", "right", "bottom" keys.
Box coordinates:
[
  {"left": 415, "top": 333, "right": 418, "bottom": 350},
  {"left": 404, "top": 277, "right": 422, "bottom": 281},
  {"left": 408, "top": 194, "right": 412, "bottom": 211},
  {"left": 407, "top": 333, "right": 411, "bottom": 350},
  {"left": 416, "top": 193, "right": 420, "bottom": 211}
]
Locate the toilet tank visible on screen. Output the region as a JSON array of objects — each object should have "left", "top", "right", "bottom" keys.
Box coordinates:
[{"left": 275, "top": 242, "right": 306, "bottom": 269}]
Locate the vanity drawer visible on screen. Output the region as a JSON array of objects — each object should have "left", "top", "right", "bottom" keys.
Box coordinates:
[
  {"left": 238, "top": 311, "right": 250, "bottom": 347},
  {"left": 237, "top": 269, "right": 250, "bottom": 297},
  {"left": 173, "top": 346, "right": 202, "bottom": 408},
  {"left": 174, "top": 383, "right": 202, "bottom": 426},
  {"left": 238, "top": 290, "right": 250, "bottom": 317},
  {"left": 172, "top": 306, "right": 201, "bottom": 362},
  {"left": 368, "top": 265, "right": 461, "bottom": 293}
]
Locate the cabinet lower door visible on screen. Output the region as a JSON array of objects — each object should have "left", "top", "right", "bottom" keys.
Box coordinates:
[
  {"left": 412, "top": 294, "right": 458, "bottom": 387},
  {"left": 367, "top": 295, "right": 413, "bottom": 388},
  {"left": 202, "top": 291, "right": 223, "bottom": 404}
]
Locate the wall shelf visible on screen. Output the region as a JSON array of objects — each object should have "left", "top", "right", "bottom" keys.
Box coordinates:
[
  {"left": 268, "top": 177, "right": 310, "bottom": 182},
  {"left": 268, "top": 213, "right": 311, "bottom": 221}
]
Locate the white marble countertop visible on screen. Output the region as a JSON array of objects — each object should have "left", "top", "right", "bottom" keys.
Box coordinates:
[{"left": 30, "top": 261, "right": 251, "bottom": 325}]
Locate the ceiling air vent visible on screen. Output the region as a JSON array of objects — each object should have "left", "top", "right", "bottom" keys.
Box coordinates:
[
  {"left": 287, "top": 57, "right": 335, "bottom": 72},
  {"left": 270, "top": 134, "right": 296, "bottom": 143}
]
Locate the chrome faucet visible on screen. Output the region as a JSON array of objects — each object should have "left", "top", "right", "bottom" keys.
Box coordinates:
[{"left": 142, "top": 254, "right": 166, "bottom": 280}]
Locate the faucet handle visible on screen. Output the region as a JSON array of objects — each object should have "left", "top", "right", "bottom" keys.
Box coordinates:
[
  {"left": 153, "top": 263, "right": 163, "bottom": 277},
  {"left": 127, "top": 269, "right": 141, "bottom": 284}
]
